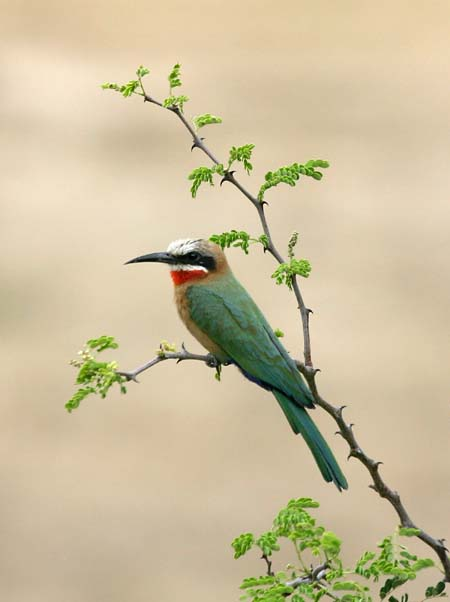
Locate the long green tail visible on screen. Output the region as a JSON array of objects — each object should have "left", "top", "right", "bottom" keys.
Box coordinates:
[{"left": 273, "top": 391, "right": 348, "bottom": 491}]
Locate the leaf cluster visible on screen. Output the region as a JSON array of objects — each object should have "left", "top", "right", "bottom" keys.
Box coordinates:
[
  {"left": 188, "top": 165, "right": 224, "bottom": 198},
  {"left": 163, "top": 95, "right": 189, "bottom": 112},
  {"left": 228, "top": 144, "right": 255, "bottom": 174},
  {"left": 168, "top": 63, "right": 182, "bottom": 92},
  {"left": 193, "top": 113, "right": 223, "bottom": 129},
  {"left": 157, "top": 340, "right": 178, "bottom": 357},
  {"left": 258, "top": 160, "right": 329, "bottom": 201},
  {"left": 101, "top": 65, "right": 150, "bottom": 98},
  {"left": 209, "top": 230, "right": 269, "bottom": 254},
  {"left": 232, "top": 498, "right": 445, "bottom": 602},
  {"left": 66, "top": 336, "right": 126, "bottom": 412},
  {"left": 272, "top": 259, "right": 312, "bottom": 289},
  {"left": 102, "top": 64, "right": 191, "bottom": 113}
]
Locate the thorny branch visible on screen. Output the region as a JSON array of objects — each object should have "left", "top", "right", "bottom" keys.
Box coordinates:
[
  {"left": 125, "top": 89, "right": 449, "bottom": 581},
  {"left": 117, "top": 345, "right": 220, "bottom": 382}
]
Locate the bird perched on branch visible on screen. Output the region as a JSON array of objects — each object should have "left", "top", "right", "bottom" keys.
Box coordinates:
[{"left": 126, "top": 238, "right": 348, "bottom": 490}]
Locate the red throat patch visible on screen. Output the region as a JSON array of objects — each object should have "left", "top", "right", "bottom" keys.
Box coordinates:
[{"left": 170, "top": 269, "right": 207, "bottom": 286}]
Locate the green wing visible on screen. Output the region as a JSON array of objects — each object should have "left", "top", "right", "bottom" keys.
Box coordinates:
[
  {"left": 187, "top": 280, "right": 314, "bottom": 409},
  {"left": 187, "top": 279, "right": 348, "bottom": 490}
]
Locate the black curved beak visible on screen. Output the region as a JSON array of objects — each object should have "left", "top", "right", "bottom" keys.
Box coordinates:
[{"left": 125, "top": 252, "right": 176, "bottom": 265}]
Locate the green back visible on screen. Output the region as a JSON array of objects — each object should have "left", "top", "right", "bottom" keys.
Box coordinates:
[{"left": 186, "top": 273, "right": 314, "bottom": 409}]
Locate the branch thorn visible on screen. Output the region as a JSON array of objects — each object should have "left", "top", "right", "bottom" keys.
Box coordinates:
[
  {"left": 337, "top": 405, "right": 347, "bottom": 418},
  {"left": 220, "top": 171, "right": 235, "bottom": 186}
]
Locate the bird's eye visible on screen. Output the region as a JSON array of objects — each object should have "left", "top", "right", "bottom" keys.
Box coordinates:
[{"left": 186, "top": 251, "right": 201, "bottom": 262}]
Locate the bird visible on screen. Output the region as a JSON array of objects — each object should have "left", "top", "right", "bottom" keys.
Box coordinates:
[{"left": 126, "top": 238, "right": 348, "bottom": 490}]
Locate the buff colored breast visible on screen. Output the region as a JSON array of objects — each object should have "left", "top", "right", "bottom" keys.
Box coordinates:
[{"left": 174, "top": 281, "right": 229, "bottom": 360}]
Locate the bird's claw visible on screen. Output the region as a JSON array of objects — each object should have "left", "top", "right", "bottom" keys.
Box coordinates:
[{"left": 206, "top": 354, "right": 220, "bottom": 368}]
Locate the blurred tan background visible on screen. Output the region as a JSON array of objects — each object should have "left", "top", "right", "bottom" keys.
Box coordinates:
[{"left": 1, "top": 1, "right": 449, "bottom": 600}]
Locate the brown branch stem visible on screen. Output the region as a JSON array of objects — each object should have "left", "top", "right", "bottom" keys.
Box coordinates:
[{"left": 261, "top": 553, "right": 274, "bottom": 577}]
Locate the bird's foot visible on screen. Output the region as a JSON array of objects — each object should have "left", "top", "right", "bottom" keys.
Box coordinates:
[{"left": 205, "top": 354, "right": 220, "bottom": 368}]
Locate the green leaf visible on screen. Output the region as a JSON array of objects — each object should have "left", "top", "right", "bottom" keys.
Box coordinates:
[
  {"left": 258, "top": 160, "right": 329, "bottom": 201},
  {"left": 210, "top": 230, "right": 250, "bottom": 253},
  {"left": 193, "top": 113, "right": 222, "bottom": 129},
  {"left": 87, "top": 335, "right": 119, "bottom": 352},
  {"left": 240, "top": 576, "right": 276, "bottom": 589},
  {"left": 321, "top": 531, "right": 341, "bottom": 558},
  {"left": 210, "top": 230, "right": 269, "bottom": 255},
  {"left": 273, "top": 498, "right": 318, "bottom": 538},
  {"left": 215, "top": 363, "right": 222, "bottom": 382},
  {"left": 258, "top": 234, "right": 269, "bottom": 249},
  {"left": 399, "top": 550, "right": 418, "bottom": 562},
  {"left": 121, "top": 79, "right": 140, "bottom": 97},
  {"left": 411, "top": 558, "right": 434, "bottom": 571},
  {"left": 380, "top": 576, "right": 409, "bottom": 600},
  {"left": 136, "top": 65, "right": 150, "bottom": 78},
  {"left": 271, "top": 259, "right": 311, "bottom": 289},
  {"left": 305, "top": 159, "right": 329, "bottom": 169},
  {"left": 273, "top": 328, "right": 284, "bottom": 338},
  {"left": 188, "top": 166, "right": 215, "bottom": 198},
  {"left": 398, "top": 528, "right": 421, "bottom": 537},
  {"left": 425, "top": 581, "right": 446, "bottom": 597},
  {"left": 163, "top": 95, "right": 189, "bottom": 112},
  {"left": 101, "top": 82, "right": 122, "bottom": 91},
  {"left": 232, "top": 533, "right": 255, "bottom": 559},
  {"left": 355, "top": 550, "right": 377, "bottom": 570},
  {"left": 157, "top": 340, "right": 178, "bottom": 356},
  {"left": 291, "top": 594, "right": 307, "bottom": 602},
  {"left": 168, "top": 63, "right": 182, "bottom": 92},
  {"left": 256, "top": 532, "right": 280, "bottom": 556},
  {"left": 65, "top": 387, "right": 94, "bottom": 413},
  {"left": 291, "top": 258, "right": 312, "bottom": 278},
  {"left": 67, "top": 336, "right": 127, "bottom": 412},
  {"left": 333, "top": 581, "right": 364, "bottom": 591},
  {"left": 228, "top": 144, "right": 255, "bottom": 174}
]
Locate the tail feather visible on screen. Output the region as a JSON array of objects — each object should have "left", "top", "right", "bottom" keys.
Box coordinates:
[{"left": 273, "top": 391, "right": 348, "bottom": 491}]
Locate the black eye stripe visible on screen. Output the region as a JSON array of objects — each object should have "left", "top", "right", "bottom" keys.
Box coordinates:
[{"left": 176, "top": 253, "right": 216, "bottom": 271}]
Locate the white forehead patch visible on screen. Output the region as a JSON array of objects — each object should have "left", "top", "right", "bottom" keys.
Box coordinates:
[
  {"left": 167, "top": 238, "right": 208, "bottom": 273},
  {"left": 167, "top": 238, "right": 202, "bottom": 256}
]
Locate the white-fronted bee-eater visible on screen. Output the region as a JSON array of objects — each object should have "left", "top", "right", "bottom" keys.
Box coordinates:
[{"left": 126, "top": 238, "right": 348, "bottom": 490}]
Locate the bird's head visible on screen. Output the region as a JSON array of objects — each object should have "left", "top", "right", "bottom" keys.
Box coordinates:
[{"left": 125, "top": 238, "right": 229, "bottom": 285}]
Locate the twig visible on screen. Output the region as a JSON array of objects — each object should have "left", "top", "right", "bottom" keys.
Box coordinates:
[
  {"left": 285, "top": 562, "right": 328, "bottom": 588},
  {"left": 261, "top": 553, "right": 274, "bottom": 577},
  {"left": 117, "top": 345, "right": 219, "bottom": 382},
  {"left": 128, "top": 89, "right": 450, "bottom": 581}
]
